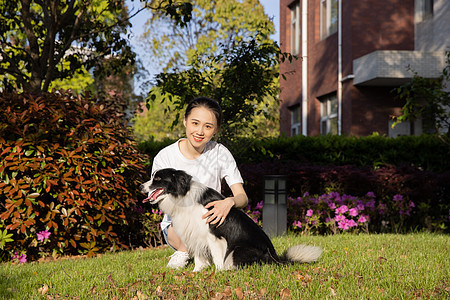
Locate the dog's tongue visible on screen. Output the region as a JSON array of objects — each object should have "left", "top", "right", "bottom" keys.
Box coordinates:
[{"left": 143, "top": 188, "right": 164, "bottom": 203}]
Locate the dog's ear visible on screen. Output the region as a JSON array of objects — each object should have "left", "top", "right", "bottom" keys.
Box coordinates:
[{"left": 173, "top": 170, "right": 192, "bottom": 197}]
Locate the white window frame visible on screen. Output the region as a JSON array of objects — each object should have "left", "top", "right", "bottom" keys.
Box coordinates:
[
  {"left": 290, "top": 2, "right": 301, "bottom": 55},
  {"left": 320, "top": 94, "right": 338, "bottom": 135},
  {"left": 320, "top": 0, "right": 338, "bottom": 39},
  {"left": 290, "top": 105, "right": 301, "bottom": 136},
  {"left": 416, "top": 0, "right": 434, "bottom": 22}
]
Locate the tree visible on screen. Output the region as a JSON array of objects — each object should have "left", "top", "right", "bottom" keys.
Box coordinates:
[
  {"left": 0, "top": 0, "right": 193, "bottom": 93},
  {"left": 142, "top": 0, "right": 288, "bottom": 140},
  {"left": 395, "top": 51, "right": 450, "bottom": 140}
]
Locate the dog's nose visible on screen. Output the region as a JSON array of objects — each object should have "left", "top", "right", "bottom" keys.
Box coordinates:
[{"left": 139, "top": 184, "right": 145, "bottom": 192}]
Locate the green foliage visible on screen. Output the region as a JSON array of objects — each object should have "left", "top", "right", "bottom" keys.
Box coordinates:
[
  {"left": 0, "top": 228, "right": 13, "bottom": 250},
  {"left": 394, "top": 51, "right": 450, "bottom": 138},
  {"left": 151, "top": 39, "right": 290, "bottom": 141},
  {"left": 228, "top": 134, "right": 450, "bottom": 172},
  {"left": 0, "top": 0, "right": 192, "bottom": 93},
  {"left": 143, "top": 0, "right": 286, "bottom": 141},
  {"left": 145, "top": 0, "right": 272, "bottom": 71},
  {"left": 0, "top": 92, "right": 148, "bottom": 262},
  {"left": 132, "top": 89, "right": 186, "bottom": 142}
]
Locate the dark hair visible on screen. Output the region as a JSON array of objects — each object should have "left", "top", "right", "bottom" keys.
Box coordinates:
[{"left": 185, "top": 97, "right": 223, "bottom": 130}]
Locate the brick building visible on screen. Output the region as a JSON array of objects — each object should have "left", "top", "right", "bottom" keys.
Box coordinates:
[{"left": 279, "top": 0, "right": 450, "bottom": 137}]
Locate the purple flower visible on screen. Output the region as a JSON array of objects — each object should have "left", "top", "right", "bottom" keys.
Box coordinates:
[
  {"left": 358, "top": 215, "right": 368, "bottom": 223},
  {"left": 409, "top": 201, "right": 415, "bottom": 208},
  {"left": 292, "top": 220, "right": 302, "bottom": 228},
  {"left": 255, "top": 201, "right": 263, "bottom": 210},
  {"left": 37, "top": 230, "right": 51, "bottom": 241},
  {"left": 357, "top": 203, "right": 365, "bottom": 211},
  {"left": 378, "top": 203, "right": 387, "bottom": 215},
  {"left": 328, "top": 202, "right": 336, "bottom": 210},
  {"left": 366, "top": 191, "right": 376, "bottom": 198},
  {"left": 306, "top": 209, "right": 314, "bottom": 217},
  {"left": 366, "top": 199, "right": 376, "bottom": 210},
  {"left": 349, "top": 208, "right": 359, "bottom": 217},
  {"left": 393, "top": 194, "right": 403, "bottom": 202}
]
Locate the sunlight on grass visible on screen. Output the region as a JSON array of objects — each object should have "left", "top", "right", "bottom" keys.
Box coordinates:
[{"left": 1, "top": 233, "right": 448, "bottom": 299}]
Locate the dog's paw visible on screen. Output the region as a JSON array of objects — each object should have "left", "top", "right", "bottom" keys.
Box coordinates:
[{"left": 193, "top": 257, "right": 210, "bottom": 272}]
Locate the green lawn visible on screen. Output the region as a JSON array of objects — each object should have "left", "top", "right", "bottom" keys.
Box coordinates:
[{"left": 1, "top": 233, "right": 449, "bottom": 299}]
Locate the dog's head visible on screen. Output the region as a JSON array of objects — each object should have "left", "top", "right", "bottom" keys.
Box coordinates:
[{"left": 140, "top": 168, "right": 192, "bottom": 204}]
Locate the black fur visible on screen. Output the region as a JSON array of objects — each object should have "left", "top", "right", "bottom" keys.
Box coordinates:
[{"left": 142, "top": 168, "right": 322, "bottom": 269}]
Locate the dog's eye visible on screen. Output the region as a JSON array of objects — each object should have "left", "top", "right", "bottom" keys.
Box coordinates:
[{"left": 153, "top": 177, "right": 161, "bottom": 181}]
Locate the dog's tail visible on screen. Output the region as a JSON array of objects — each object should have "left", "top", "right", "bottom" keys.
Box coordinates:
[{"left": 282, "top": 244, "right": 323, "bottom": 263}]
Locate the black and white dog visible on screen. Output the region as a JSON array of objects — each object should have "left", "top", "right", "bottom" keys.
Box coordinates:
[{"left": 141, "top": 168, "right": 323, "bottom": 271}]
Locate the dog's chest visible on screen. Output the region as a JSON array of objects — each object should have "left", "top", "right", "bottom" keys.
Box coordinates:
[{"left": 171, "top": 204, "right": 211, "bottom": 240}]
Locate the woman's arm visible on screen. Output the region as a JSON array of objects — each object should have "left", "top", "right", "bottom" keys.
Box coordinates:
[{"left": 202, "top": 183, "right": 248, "bottom": 226}]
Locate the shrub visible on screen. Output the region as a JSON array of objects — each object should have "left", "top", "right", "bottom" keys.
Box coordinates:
[
  {"left": 240, "top": 161, "right": 450, "bottom": 233},
  {"left": 0, "top": 92, "right": 148, "bottom": 262}
]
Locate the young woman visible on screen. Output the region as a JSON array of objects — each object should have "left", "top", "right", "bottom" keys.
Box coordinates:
[{"left": 151, "top": 97, "right": 248, "bottom": 269}]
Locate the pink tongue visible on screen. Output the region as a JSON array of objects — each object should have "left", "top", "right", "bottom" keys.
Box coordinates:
[{"left": 143, "top": 188, "right": 164, "bottom": 203}]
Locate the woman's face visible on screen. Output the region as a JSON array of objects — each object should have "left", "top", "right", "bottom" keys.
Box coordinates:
[{"left": 183, "top": 106, "right": 218, "bottom": 151}]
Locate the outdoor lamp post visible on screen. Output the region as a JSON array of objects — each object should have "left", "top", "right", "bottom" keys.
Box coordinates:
[{"left": 262, "top": 175, "right": 287, "bottom": 237}]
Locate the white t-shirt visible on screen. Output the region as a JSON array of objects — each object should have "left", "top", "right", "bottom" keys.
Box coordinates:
[{"left": 151, "top": 139, "right": 244, "bottom": 230}]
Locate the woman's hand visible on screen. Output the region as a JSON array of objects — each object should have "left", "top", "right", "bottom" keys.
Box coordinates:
[{"left": 202, "top": 197, "right": 235, "bottom": 227}]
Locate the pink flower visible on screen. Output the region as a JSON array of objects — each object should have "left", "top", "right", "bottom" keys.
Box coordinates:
[
  {"left": 338, "top": 220, "right": 350, "bottom": 230},
  {"left": 12, "top": 252, "right": 27, "bottom": 264},
  {"left": 349, "top": 208, "right": 359, "bottom": 217},
  {"left": 335, "top": 205, "right": 349, "bottom": 215},
  {"left": 292, "top": 220, "right": 302, "bottom": 228},
  {"left": 37, "top": 230, "right": 51, "bottom": 241},
  {"left": 358, "top": 215, "right": 367, "bottom": 223},
  {"left": 18, "top": 254, "right": 27, "bottom": 264},
  {"left": 306, "top": 209, "right": 313, "bottom": 217},
  {"left": 328, "top": 202, "right": 336, "bottom": 210},
  {"left": 335, "top": 215, "right": 346, "bottom": 222},
  {"left": 347, "top": 219, "right": 358, "bottom": 227},
  {"left": 152, "top": 209, "right": 162, "bottom": 215}
]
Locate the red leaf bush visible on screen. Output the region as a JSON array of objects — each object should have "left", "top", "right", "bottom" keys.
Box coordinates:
[{"left": 0, "top": 92, "right": 148, "bottom": 261}]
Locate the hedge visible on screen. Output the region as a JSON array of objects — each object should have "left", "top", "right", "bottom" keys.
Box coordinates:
[
  {"left": 0, "top": 92, "right": 149, "bottom": 262},
  {"left": 138, "top": 135, "right": 450, "bottom": 232}
]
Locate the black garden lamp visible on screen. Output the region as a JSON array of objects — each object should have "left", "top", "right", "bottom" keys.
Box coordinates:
[{"left": 262, "top": 175, "right": 287, "bottom": 237}]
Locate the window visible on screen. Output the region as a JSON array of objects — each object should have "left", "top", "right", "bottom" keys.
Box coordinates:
[
  {"left": 320, "top": 0, "right": 338, "bottom": 39},
  {"left": 416, "top": 0, "right": 434, "bottom": 22},
  {"left": 290, "top": 105, "right": 301, "bottom": 136},
  {"left": 290, "top": 2, "right": 301, "bottom": 54},
  {"left": 389, "top": 118, "right": 423, "bottom": 137},
  {"left": 320, "top": 94, "right": 338, "bottom": 135}
]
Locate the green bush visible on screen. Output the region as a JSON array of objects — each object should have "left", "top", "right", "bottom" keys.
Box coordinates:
[
  {"left": 139, "top": 134, "right": 450, "bottom": 173},
  {"left": 0, "top": 92, "right": 148, "bottom": 262}
]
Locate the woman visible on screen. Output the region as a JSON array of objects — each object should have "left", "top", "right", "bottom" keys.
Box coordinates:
[{"left": 151, "top": 97, "right": 248, "bottom": 269}]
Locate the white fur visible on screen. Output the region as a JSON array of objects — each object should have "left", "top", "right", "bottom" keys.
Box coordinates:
[
  {"left": 285, "top": 244, "right": 323, "bottom": 263},
  {"left": 155, "top": 182, "right": 232, "bottom": 271}
]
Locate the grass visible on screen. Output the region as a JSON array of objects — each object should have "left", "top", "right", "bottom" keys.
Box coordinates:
[{"left": 1, "top": 233, "right": 449, "bottom": 299}]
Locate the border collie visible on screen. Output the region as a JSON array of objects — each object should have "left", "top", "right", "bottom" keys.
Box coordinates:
[{"left": 141, "top": 168, "right": 323, "bottom": 271}]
